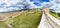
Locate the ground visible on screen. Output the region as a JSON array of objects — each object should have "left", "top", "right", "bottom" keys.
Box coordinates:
[
  {"left": 0, "top": 9, "right": 42, "bottom": 28},
  {"left": 49, "top": 11, "right": 60, "bottom": 20}
]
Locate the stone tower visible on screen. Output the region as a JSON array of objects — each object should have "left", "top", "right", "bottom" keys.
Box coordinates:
[{"left": 43, "top": 8, "right": 49, "bottom": 13}]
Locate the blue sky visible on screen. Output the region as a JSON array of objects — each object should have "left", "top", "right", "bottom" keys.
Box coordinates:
[
  {"left": 30, "top": 0, "right": 50, "bottom": 6},
  {"left": 30, "top": 0, "right": 49, "bottom": 2},
  {"left": 0, "top": 0, "right": 60, "bottom": 12},
  {"left": 27, "top": 0, "right": 60, "bottom": 12}
]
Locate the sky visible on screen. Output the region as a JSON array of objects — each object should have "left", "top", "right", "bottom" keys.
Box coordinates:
[
  {"left": 0, "top": 0, "right": 24, "bottom": 12},
  {"left": 0, "top": 0, "right": 60, "bottom": 12},
  {"left": 30, "top": 0, "right": 49, "bottom": 6},
  {"left": 27, "top": 0, "right": 60, "bottom": 12}
]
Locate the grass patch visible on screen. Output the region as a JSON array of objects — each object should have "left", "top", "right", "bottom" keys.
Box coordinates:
[
  {"left": 12, "top": 10, "right": 42, "bottom": 28},
  {"left": 0, "top": 9, "right": 42, "bottom": 28},
  {"left": 49, "top": 11, "right": 60, "bottom": 20},
  {"left": 0, "top": 21, "right": 8, "bottom": 28}
]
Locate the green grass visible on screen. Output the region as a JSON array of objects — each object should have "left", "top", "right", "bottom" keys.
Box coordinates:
[
  {"left": 49, "top": 11, "right": 60, "bottom": 19},
  {"left": 0, "top": 9, "right": 42, "bottom": 28},
  {"left": 12, "top": 10, "right": 42, "bottom": 28},
  {"left": 0, "top": 22, "right": 8, "bottom": 28}
]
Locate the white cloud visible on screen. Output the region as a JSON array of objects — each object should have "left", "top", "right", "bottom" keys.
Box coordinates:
[
  {"left": 49, "top": 0, "right": 60, "bottom": 9},
  {"left": 26, "top": 0, "right": 43, "bottom": 9},
  {"left": 26, "top": 0, "right": 52, "bottom": 8},
  {"left": 27, "top": 0, "right": 60, "bottom": 10},
  {"left": 48, "top": 0, "right": 60, "bottom": 12},
  {"left": 26, "top": 0, "right": 60, "bottom": 12},
  {"left": 0, "top": 0, "right": 25, "bottom": 12},
  {"left": 0, "top": 0, "right": 60, "bottom": 12}
]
